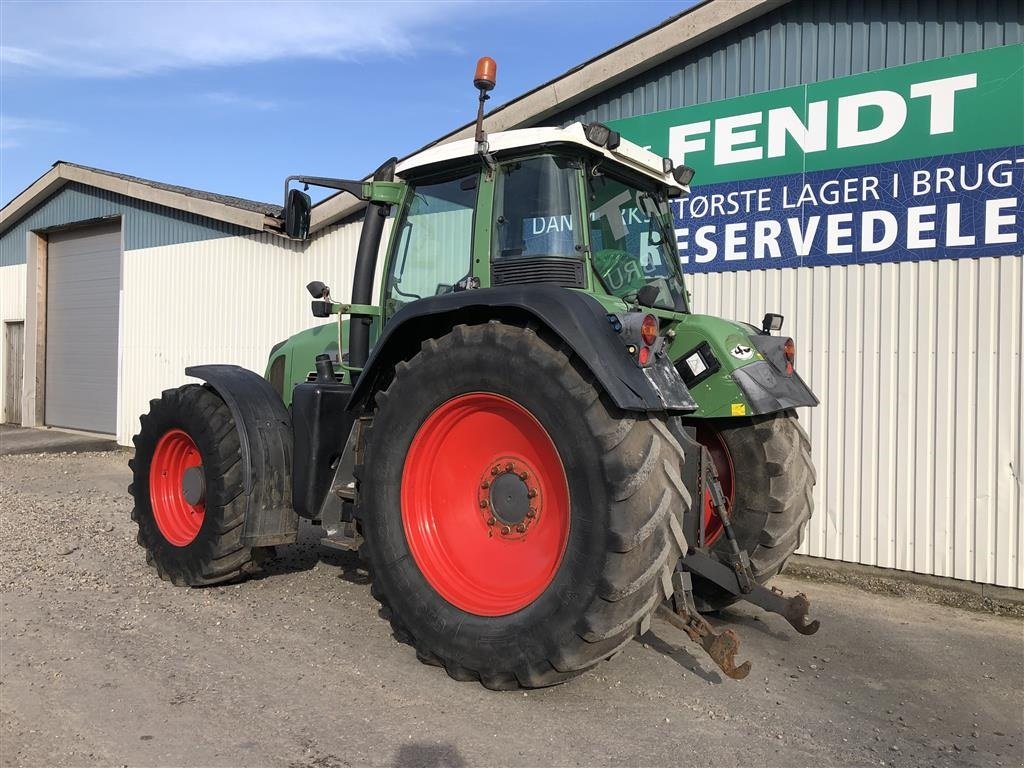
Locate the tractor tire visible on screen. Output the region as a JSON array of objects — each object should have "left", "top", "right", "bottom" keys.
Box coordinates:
[
  {"left": 356, "top": 322, "right": 691, "bottom": 690},
  {"left": 689, "top": 411, "right": 815, "bottom": 612},
  {"left": 129, "top": 384, "right": 266, "bottom": 586}
]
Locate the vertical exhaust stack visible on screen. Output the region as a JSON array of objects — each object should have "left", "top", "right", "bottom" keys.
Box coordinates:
[{"left": 473, "top": 56, "right": 497, "bottom": 151}]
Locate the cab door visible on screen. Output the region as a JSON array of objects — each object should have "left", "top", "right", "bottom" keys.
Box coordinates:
[{"left": 382, "top": 169, "right": 481, "bottom": 324}]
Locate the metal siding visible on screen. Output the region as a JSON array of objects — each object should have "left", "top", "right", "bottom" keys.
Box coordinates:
[
  {"left": 0, "top": 182, "right": 253, "bottom": 267},
  {"left": 45, "top": 223, "right": 120, "bottom": 433},
  {"left": 546, "top": 0, "right": 1024, "bottom": 127},
  {"left": 688, "top": 257, "right": 1023, "bottom": 588},
  {"left": 117, "top": 218, "right": 366, "bottom": 448},
  {"left": 0, "top": 264, "right": 28, "bottom": 426},
  {"left": 540, "top": 0, "right": 1024, "bottom": 588}
]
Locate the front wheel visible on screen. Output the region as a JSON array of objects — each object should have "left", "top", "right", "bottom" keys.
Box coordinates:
[
  {"left": 129, "top": 384, "right": 266, "bottom": 586},
  {"left": 689, "top": 411, "right": 816, "bottom": 612},
  {"left": 357, "top": 322, "right": 692, "bottom": 689}
]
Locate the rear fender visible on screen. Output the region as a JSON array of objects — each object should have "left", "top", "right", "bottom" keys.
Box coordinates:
[
  {"left": 185, "top": 364, "right": 298, "bottom": 546},
  {"left": 347, "top": 286, "right": 698, "bottom": 415}
]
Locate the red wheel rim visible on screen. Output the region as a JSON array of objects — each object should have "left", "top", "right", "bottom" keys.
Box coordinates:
[
  {"left": 694, "top": 424, "right": 734, "bottom": 547},
  {"left": 401, "top": 393, "right": 571, "bottom": 616},
  {"left": 150, "top": 429, "right": 205, "bottom": 547}
]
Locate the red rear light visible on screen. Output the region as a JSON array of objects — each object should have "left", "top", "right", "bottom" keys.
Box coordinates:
[
  {"left": 640, "top": 314, "right": 658, "bottom": 346},
  {"left": 637, "top": 345, "right": 651, "bottom": 365},
  {"left": 783, "top": 338, "right": 795, "bottom": 375}
]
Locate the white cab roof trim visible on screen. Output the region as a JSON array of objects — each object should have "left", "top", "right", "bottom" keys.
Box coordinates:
[{"left": 395, "top": 123, "right": 686, "bottom": 193}]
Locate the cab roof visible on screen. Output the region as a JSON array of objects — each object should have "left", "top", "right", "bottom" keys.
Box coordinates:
[{"left": 395, "top": 122, "right": 687, "bottom": 194}]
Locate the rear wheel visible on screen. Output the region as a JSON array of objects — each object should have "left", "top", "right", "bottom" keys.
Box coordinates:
[
  {"left": 129, "top": 384, "right": 265, "bottom": 586},
  {"left": 357, "top": 322, "right": 691, "bottom": 689},
  {"left": 689, "top": 411, "right": 815, "bottom": 612}
]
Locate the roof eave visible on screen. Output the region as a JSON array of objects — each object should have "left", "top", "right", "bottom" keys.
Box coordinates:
[{"left": 0, "top": 162, "right": 271, "bottom": 237}]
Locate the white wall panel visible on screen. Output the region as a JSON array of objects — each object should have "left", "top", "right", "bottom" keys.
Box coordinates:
[
  {"left": 688, "top": 256, "right": 1024, "bottom": 588},
  {"left": 0, "top": 264, "right": 27, "bottom": 424},
  {"left": 118, "top": 219, "right": 365, "bottom": 448},
  {"left": 112, "top": 218, "right": 1024, "bottom": 589}
]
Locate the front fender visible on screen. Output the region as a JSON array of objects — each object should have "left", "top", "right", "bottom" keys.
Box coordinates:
[
  {"left": 671, "top": 314, "right": 819, "bottom": 418},
  {"left": 348, "top": 286, "right": 698, "bottom": 415},
  {"left": 185, "top": 364, "right": 297, "bottom": 546}
]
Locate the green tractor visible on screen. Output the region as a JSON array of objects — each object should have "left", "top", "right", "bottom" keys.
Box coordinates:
[{"left": 130, "top": 59, "right": 819, "bottom": 688}]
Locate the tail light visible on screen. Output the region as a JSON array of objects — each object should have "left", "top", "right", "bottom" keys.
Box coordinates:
[
  {"left": 608, "top": 312, "right": 665, "bottom": 367},
  {"left": 640, "top": 314, "right": 658, "bottom": 346},
  {"left": 783, "top": 338, "right": 795, "bottom": 375}
]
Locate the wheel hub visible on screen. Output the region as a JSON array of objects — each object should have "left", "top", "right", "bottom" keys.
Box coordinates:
[
  {"left": 478, "top": 459, "right": 541, "bottom": 538},
  {"left": 181, "top": 466, "right": 205, "bottom": 506}
]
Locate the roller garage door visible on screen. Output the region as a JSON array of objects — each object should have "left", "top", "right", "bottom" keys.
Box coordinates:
[{"left": 45, "top": 222, "right": 120, "bottom": 434}]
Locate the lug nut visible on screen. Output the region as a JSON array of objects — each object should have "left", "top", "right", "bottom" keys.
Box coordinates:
[
  {"left": 501, "top": 525, "right": 511, "bottom": 535},
  {"left": 487, "top": 517, "right": 496, "bottom": 526},
  {"left": 505, "top": 462, "right": 514, "bottom": 472},
  {"left": 479, "top": 499, "right": 488, "bottom": 508},
  {"left": 526, "top": 508, "right": 536, "bottom": 518},
  {"left": 491, "top": 466, "right": 500, "bottom": 476},
  {"left": 516, "top": 523, "right": 526, "bottom": 533},
  {"left": 527, "top": 488, "right": 537, "bottom": 498},
  {"left": 519, "top": 471, "right": 528, "bottom": 481},
  {"left": 481, "top": 480, "right": 490, "bottom": 489}
]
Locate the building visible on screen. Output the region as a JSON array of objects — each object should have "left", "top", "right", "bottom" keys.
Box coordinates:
[
  {"left": 0, "top": 162, "right": 362, "bottom": 443},
  {"left": 1, "top": 0, "right": 1020, "bottom": 589}
]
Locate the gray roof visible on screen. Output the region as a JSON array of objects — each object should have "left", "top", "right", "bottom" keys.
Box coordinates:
[{"left": 52, "top": 161, "right": 283, "bottom": 217}]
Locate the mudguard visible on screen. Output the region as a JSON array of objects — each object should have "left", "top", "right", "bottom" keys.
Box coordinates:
[
  {"left": 185, "top": 364, "right": 298, "bottom": 547},
  {"left": 347, "top": 285, "right": 698, "bottom": 414}
]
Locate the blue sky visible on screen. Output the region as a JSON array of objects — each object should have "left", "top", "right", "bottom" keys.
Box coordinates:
[{"left": 1, "top": 1, "right": 693, "bottom": 207}]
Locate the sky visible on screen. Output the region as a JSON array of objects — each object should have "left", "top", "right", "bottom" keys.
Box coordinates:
[{"left": 1, "top": 0, "right": 694, "bottom": 207}]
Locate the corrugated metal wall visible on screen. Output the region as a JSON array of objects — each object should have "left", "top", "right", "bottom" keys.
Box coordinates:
[
  {"left": 689, "top": 258, "right": 1023, "bottom": 588},
  {"left": 0, "top": 182, "right": 253, "bottom": 267},
  {"left": 117, "top": 218, "right": 366, "bottom": 445},
  {"left": 545, "top": 0, "right": 1024, "bottom": 587},
  {"left": 549, "top": 0, "right": 1023, "bottom": 126},
  {"left": 0, "top": 264, "right": 28, "bottom": 423}
]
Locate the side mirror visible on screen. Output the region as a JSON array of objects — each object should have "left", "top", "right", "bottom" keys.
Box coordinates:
[
  {"left": 672, "top": 165, "right": 696, "bottom": 186},
  {"left": 284, "top": 188, "right": 312, "bottom": 240},
  {"left": 636, "top": 284, "right": 661, "bottom": 308}
]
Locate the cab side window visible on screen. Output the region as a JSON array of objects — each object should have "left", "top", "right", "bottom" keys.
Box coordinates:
[
  {"left": 386, "top": 173, "right": 477, "bottom": 313},
  {"left": 492, "top": 156, "right": 581, "bottom": 260}
]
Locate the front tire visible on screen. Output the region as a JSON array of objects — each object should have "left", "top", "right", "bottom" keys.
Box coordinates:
[
  {"left": 689, "top": 411, "right": 815, "bottom": 611},
  {"left": 357, "top": 322, "right": 691, "bottom": 689},
  {"left": 129, "top": 384, "right": 265, "bottom": 586}
]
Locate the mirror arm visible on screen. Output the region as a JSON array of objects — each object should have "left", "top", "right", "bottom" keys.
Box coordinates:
[{"left": 283, "top": 175, "right": 370, "bottom": 202}]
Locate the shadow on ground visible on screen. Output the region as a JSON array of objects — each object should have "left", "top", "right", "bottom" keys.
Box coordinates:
[{"left": 392, "top": 742, "right": 466, "bottom": 768}]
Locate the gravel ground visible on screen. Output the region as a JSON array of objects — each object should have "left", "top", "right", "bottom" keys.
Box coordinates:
[{"left": 1, "top": 450, "right": 1022, "bottom": 768}]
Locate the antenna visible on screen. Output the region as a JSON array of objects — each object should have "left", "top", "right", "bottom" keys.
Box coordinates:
[{"left": 473, "top": 57, "right": 497, "bottom": 150}]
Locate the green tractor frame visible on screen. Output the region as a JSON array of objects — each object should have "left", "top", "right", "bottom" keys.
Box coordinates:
[{"left": 130, "top": 59, "right": 819, "bottom": 688}]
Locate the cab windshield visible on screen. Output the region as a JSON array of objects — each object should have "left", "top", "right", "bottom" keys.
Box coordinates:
[{"left": 587, "top": 167, "right": 686, "bottom": 312}]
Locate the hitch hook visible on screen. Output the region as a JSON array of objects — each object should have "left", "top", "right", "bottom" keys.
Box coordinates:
[
  {"left": 656, "top": 603, "right": 752, "bottom": 680},
  {"left": 775, "top": 588, "right": 820, "bottom": 635}
]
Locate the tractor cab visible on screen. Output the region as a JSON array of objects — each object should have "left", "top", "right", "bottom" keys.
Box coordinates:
[
  {"left": 273, "top": 120, "right": 698, "bottom": 395},
  {"left": 384, "top": 122, "right": 692, "bottom": 320}
]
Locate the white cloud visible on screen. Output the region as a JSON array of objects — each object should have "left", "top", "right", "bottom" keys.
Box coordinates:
[
  {"left": 0, "top": 115, "right": 71, "bottom": 148},
  {"left": 203, "top": 92, "right": 278, "bottom": 112},
  {"left": 0, "top": 1, "right": 483, "bottom": 78}
]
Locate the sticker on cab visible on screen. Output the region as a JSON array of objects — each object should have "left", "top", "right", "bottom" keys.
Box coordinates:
[
  {"left": 730, "top": 344, "right": 753, "bottom": 360},
  {"left": 731, "top": 403, "right": 747, "bottom": 416}
]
